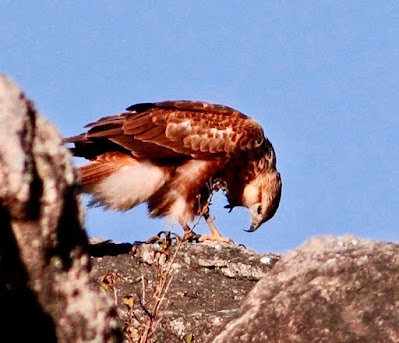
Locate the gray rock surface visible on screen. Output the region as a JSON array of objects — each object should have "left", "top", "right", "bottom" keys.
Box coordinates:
[
  {"left": 210, "top": 235, "right": 399, "bottom": 343},
  {"left": 0, "top": 74, "right": 121, "bottom": 343},
  {"left": 90, "top": 239, "right": 279, "bottom": 342}
]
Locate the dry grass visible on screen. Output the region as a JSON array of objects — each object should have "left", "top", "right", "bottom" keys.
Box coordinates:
[{"left": 98, "top": 233, "right": 185, "bottom": 343}]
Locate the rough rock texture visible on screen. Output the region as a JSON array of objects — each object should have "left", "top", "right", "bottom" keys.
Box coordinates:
[
  {"left": 0, "top": 74, "right": 121, "bottom": 343},
  {"left": 210, "top": 235, "right": 399, "bottom": 343},
  {"left": 90, "top": 239, "right": 279, "bottom": 342}
]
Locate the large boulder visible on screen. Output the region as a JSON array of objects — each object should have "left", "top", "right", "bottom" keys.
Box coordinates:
[
  {"left": 210, "top": 235, "right": 399, "bottom": 343},
  {"left": 0, "top": 74, "right": 121, "bottom": 343}
]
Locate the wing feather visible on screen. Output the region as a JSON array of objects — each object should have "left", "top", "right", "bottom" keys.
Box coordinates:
[
  {"left": 135, "top": 125, "right": 165, "bottom": 140},
  {"left": 87, "top": 127, "right": 124, "bottom": 138},
  {"left": 66, "top": 100, "right": 266, "bottom": 161},
  {"left": 125, "top": 122, "right": 154, "bottom": 135}
]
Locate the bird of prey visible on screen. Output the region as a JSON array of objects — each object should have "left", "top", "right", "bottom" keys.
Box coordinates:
[{"left": 65, "top": 100, "right": 281, "bottom": 242}]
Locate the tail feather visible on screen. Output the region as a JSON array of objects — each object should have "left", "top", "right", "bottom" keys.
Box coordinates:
[
  {"left": 79, "top": 162, "right": 120, "bottom": 189},
  {"left": 78, "top": 152, "right": 138, "bottom": 190},
  {"left": 76, "top": 152, "right": 168, "bottom": 211}
]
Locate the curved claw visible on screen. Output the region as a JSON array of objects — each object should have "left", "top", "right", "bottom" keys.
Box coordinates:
[
  {"left": 188, "top": 234, "right": 202, "bottom": 243},
  {"left": 156, "top": 230, "right": 169, "bottom": 237},
  {"left": 146, "top": 230, "right": 182, "bottom": 244}
]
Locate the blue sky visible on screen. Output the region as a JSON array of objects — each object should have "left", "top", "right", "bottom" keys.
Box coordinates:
[{"left": 1, "top": 1, "right": 398, "bottom": 253}]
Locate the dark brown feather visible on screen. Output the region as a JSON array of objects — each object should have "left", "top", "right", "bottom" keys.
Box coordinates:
[{"left": 66, "top": 100, "right": 269, "bottom": 162}]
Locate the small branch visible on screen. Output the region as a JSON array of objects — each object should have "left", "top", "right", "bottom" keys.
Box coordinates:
[{"left": 139, "top": 237, "right": 184, "bottom": 343}]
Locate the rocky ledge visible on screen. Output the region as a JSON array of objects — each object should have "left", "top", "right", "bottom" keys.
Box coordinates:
[{"left": 90, "top": 235, "right": 399, "bottom": 343}]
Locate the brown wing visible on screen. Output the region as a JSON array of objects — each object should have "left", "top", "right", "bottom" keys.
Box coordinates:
[{"left": 65, "top": 100, "right": 265, "bottom": 161}]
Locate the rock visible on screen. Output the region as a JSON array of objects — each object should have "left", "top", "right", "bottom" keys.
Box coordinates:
[
  {"left": 91, "top": 240, "right": 279, "bottom": 342},
  {"left": 0, "top": 74, "right": 122, "bottom": 343},
  {"left": 209, "top": 235, "right": 399, "bottom": 343}
]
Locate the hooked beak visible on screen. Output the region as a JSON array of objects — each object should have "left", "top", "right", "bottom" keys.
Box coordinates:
[{"left": 245, "top": 224, "right": 259, "bottom": 233}]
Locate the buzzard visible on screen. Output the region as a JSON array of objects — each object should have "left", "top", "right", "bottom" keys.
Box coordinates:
[{"left": 65, "top": 101, "right": 281, "bottom": 242}]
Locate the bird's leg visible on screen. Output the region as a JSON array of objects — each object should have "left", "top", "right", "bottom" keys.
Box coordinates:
[
  {"left": 199, "top": 207, "right": 232, "bottom": 243},
  {"left": 182, "top": 223, "right": 197, "bottom": 242}
]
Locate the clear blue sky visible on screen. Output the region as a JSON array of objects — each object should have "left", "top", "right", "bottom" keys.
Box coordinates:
[{"left": 1, "top": 2, "right": 398, "bottom": 253}]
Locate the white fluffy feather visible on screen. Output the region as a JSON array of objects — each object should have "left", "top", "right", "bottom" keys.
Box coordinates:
[{"left": 89, "top": 162, "right": 168, "bottom": 211}]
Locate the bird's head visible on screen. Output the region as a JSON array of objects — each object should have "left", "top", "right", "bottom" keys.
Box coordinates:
[{"left": 242, "top": 170, "right": 282, "bottom": 232}]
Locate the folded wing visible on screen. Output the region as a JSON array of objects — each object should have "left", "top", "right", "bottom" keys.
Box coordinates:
[{"left": 65, "top": 100, "right": 265, "bottom": 161}]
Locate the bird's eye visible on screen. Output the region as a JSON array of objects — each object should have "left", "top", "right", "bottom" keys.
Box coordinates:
[{"left": 257, "top": 205, "right": 262, "bottom": 215}]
